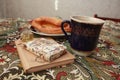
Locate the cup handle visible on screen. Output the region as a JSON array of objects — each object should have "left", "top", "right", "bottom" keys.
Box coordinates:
[{"left": 61, "top": 20, "right": 71, "bottom": 42}]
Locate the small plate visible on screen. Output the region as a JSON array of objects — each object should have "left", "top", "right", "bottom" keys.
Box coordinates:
[
  {"left": 30, "top": 26, "right": 71, "bottom": 37},
  {"left": 69, "top": 46, "right": 94, "bottom": 56}
]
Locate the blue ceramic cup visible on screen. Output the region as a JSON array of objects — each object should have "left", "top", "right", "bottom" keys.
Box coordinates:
[{"left": 61, "top": 16, "right": 105, "bottom": 52}]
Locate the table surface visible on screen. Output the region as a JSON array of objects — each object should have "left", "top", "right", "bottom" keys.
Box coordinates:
[{"left": 0, "top": 18, "right": 120, "bottom": 80}]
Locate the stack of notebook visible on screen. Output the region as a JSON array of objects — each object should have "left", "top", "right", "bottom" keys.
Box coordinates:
[{"left": 15, "top": 39, "right": 75, "bottom": 73}]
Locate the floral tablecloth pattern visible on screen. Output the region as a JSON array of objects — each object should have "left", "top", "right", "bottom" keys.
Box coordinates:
[{"left": 0, "top": 19, "right": 120, "bottom": 80}]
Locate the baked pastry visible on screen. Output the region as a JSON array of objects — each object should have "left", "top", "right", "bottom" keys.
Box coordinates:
[
  {"left": 31, "top": 17, "right": 71, "bottom": 34},
  {"left": 24, "top": 38, "right": 66, "bottom": 61}
]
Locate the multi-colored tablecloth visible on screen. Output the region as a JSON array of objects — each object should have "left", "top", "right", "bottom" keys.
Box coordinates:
[{"left": 0, "top": 18, "right": 120, "bottom": 80}]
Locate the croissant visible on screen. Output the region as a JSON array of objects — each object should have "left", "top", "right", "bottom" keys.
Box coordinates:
[{"left": 31, "top": 17, "right": 71, "bottom": 34}]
